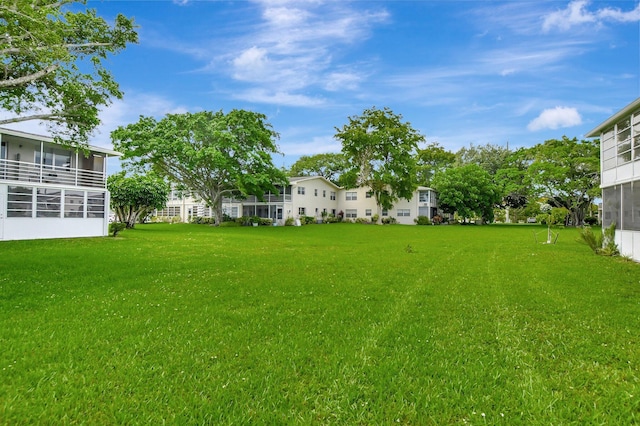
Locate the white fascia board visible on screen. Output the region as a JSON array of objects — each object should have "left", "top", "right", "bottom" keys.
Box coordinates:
[
  {"left": 585, "top": 97, "right": 640, "bottom": 138},
  {"left": 0, "top": 127, "right": 122, "bottom": 157}
]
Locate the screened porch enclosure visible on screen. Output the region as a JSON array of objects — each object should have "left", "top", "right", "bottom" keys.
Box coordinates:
[
  {"left": 0, "top": 133, "right": 106, "bottom": 188},
  {"left": 227, "top": 185, "right": 292, "bottom": 222}
]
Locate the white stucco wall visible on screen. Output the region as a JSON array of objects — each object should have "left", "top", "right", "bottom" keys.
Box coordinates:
[{"left": 2, "top": 217, "right": 107, "bottom": 240}]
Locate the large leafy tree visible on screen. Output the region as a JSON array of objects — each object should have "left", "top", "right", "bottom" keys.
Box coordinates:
[
  {"left": 415, "top": 142, "right": 456, "bottom": 186},
  {"left": 455, "top": 142, "right": 511, "bottom": 176},
  {"left": 335, "top": 107, "right": 423, "bottom": 222},
  {"left": 107, "top": 172, "right": 169, "bottom": 229},
  {"left": 288, "top": 153, "right": 348, "bottom": 185},
  {"left": 111, "top": 110, "right": 288, "bottom": 226},
  {"left": 525, "top": 136, "right": 600, "bottom": 226},
  {"left": 431, "top": 164, "right": 501, "bottom": 223},
  {"left": 495, "top": 147, "right": 534, "bottom": 209},
  {"left": 0, "top": 0, "right": 138, "bottom": 145}
]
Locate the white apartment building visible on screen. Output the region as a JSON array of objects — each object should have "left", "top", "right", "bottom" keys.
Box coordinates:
[
  {"left": 0, "top": 127, "right": 118, "bottom": 240},
  {"left": 586, "top": 98, "right": 640, "bottom": 261},
  {"left": 157, "top": 176, "right": 440, "bottom": 225}
]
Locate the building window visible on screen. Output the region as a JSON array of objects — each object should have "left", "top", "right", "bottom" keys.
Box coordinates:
[
  {"left": 7, "top": 186, "right": 33, "bottom": 217},
  {"left": 87, "top": 192, "right": 105, "bottom": 218},
  {"left": 617, "top": 117, "right": 632, "bottom": 164},
  {"left": 297, "top": 187, "right": 305, "bottom": 195},
  {"left": 36, "top": 188, "right": 61, "bottom": 218},
  {"left": 419, "top": 191, "right": 429, "bottom": 203},
  {"left": 64, "top": 190, "right": 84, "bottom": 218},
  {"left": 157, "top": 206, "right": 182, "bottom": 218},
  {"left": 345, "top": 209, "right": 357, "bottom": 218},
  {"left": 397, "top": 209, "right": 410, "bottom": 217},
  {"left": 323, "top": 190, "right": 326, "bottom": 197},
  {"left": 382, "top": 209, "right": 388, "bottom": 217},
  {"left": 365, "top": 209, "right": 372, "bottom": 216},
  {"left": 366, "top": 191, "right": 373, "bottom": 198},
  {"left": 298, "top": 207, "right": 306, "bottom": 216},
  {"left": 330, "top": 191, "right": 336, "bottom": 200},
  {"left": 346, "top": 192, "right": 357, "bottom": 201},
  {"left": 314, "top": 189, "right": 318, "bottom": 196}
]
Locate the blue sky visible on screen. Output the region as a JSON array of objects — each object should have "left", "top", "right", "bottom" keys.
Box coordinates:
[{"left": 6, "top": 0, "right": 640, "bottom": 171}]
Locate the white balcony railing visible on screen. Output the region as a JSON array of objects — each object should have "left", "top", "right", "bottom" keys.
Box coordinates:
[{"left": 0, "top": 158, "right": 105, "bottom": 188}]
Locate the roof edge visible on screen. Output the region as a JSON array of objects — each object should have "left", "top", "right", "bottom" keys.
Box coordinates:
[
  {"left": 585, "top": 97, "right": 640, "bottom": 138},
  {"left": 0, "top": 127, "right": 122, "bottom": 157}
]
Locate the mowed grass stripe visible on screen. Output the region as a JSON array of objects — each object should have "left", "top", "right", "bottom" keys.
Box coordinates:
[{"left": 0, "top": 223, "right": 639, "bottom": 424}]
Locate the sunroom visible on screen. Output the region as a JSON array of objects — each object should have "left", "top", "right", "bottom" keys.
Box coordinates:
[{"left": 0, "top": 127, "right": 120, "bottom": 241}]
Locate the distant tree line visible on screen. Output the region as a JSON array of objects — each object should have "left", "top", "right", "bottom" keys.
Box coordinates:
[
  {"left": 288, "top": 135, "right": 599, "bottom": 226},
  {"left": 109, "top": 105, "right": 599, "bottom": 227}
]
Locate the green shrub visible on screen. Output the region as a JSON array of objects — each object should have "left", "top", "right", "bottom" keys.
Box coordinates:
[
  {"left": 108, "top": 222, "right": 126, "bottom": 237},
  {"left": 432, "top": 215, "right": 443, "bottom": 225},
  {"left": 381, "top": 217, "right": 397, "bottom": 224},
  {"left": 371, "top": 213, "right": 379, "bottom": 224},
  {"left": 355, "top": 217, "right": 370, "bottom": 224},
  {"left": 303, "top": 216, "right": 315, "bottom": 225},
  {"left": 285, "top": 217, "right": 295, "bottom": 226},
  {"left": 536, "top": 213, "right": 548, "bottom": 225},
  {"left": 579, "top": 223, "right": 619, "bottom": 256},
  {"left": 584, "top": 217, "right": 598, "bottom": 226},
  {"left": 324, "top": 214, "right": 338, "bottom": 223},
  {"left": 550, "top": 207, "right": 569, "bottom": 226},
  {"left": 259, "top": 218, "right": 273, "bottom": 226},
  {"left": 600, "top": 222, "right": 619, "bottom": 256},
  {"left": 191, "top": 216, "right": 215, "bottom": 225},
  {"left": 414, "top": 216, "right": 431, "bottom": 225},
  {"left": 579, "top": 226, "right": 602, "bottom": 253}
]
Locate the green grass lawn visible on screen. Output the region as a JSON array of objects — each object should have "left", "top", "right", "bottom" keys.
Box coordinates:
[{"left": 1, "top": 223, "right": 639, "bottom": 424}]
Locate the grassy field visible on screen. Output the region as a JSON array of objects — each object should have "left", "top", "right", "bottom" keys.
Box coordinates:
[{"left": 1, "top": 223, "right": 639, "bottom": 424}]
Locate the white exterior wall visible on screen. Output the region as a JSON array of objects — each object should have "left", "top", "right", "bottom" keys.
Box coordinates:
[
  {"left": 290, "top": 177, "right": 340, "bottom": 220},
  {"left": 586, "top": 98, "right": 640, "bottom": 262},
  {"left": 2, "top": 217, "right": 106, "bottom": 240},
  {"left": 0, "top": 128, "right": 116, "bottom": 241},
  {"left": 337, "top": 187, "right": 377, "bottom": 221},
  {"left": 162, "top": 177, "right": 440, "bottom": 226}
]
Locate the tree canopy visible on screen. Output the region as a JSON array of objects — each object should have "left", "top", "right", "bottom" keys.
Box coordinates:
[
  {"left": 525, "top": 136, "right": 600, "bottom": 226},
  {"left": 288, "top": 153, "right": 348, "bottom": 185},
  {"left": 455, "top": 143, "right": 511, "bottom": 176},
  {"left": 431, "top": 164, "right": 501, "bottom": 223},
  {"left": 0, "top": 0, "right": 138, "bottom": 145},
  {"left": 107, "top": 172, "right": 169, "bottom": 228},
  {"left": 335, "top": 107, "right": 423, "bottom": 221},
  {"left": 415, "top": 142, "right": 456, "bottom": 186},
  {"left": 111, "top": 110, "right": 288, "bottom": 226},
  {"left": 494, "top": 147, "right": 534, "bottom": 209}
]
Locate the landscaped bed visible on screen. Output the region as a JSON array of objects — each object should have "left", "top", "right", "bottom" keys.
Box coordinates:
[{"left": 1, "top": 223, "right": 638, "bottom": 424}]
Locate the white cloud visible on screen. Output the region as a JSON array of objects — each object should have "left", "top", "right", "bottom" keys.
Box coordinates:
[
  {"left": 263, "top": 7, "right": 310, "bottom": 27},
  {"left": 543, "top": 0, "right": 640, "bottom": 32},
  {"left": 281, "top": 135, "right": 341, "bottom": 156},
  {"left": 223, "top": 2, "right": 388, "bottom": 102},
  {"left": 324, "top": 72, "right": 361, "bottom": 91},
  {"left": 527, "top": 106, "right": 582, "bottom": 131},
  {"left": 231, "top": 88, "right": 325, "bottom": 107},
  {"left": 232, "top": 46, "right": 270, "bottom": 81}
]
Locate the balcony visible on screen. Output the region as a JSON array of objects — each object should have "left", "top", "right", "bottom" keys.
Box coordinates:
[{"left": 0, "top": 158, "right": 106, "bottom": 188}]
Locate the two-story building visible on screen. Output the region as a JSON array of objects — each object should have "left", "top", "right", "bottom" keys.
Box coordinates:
[
  {"left": 0, "top": 127, "right": 119, "bottom": 240},
  {"left": 586, "top": 98, "right": 640, "bottom": 262},
  {"left": 157, "top": 175, "right": 440, "bottom": 225}
]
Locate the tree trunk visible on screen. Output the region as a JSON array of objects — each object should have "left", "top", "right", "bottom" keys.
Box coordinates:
[
  {"left": 213, "top": 196, "right": 223, "bottom": 226},
  {"left": 126, "top": 210, "right": 140, "bottom": 228}
]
